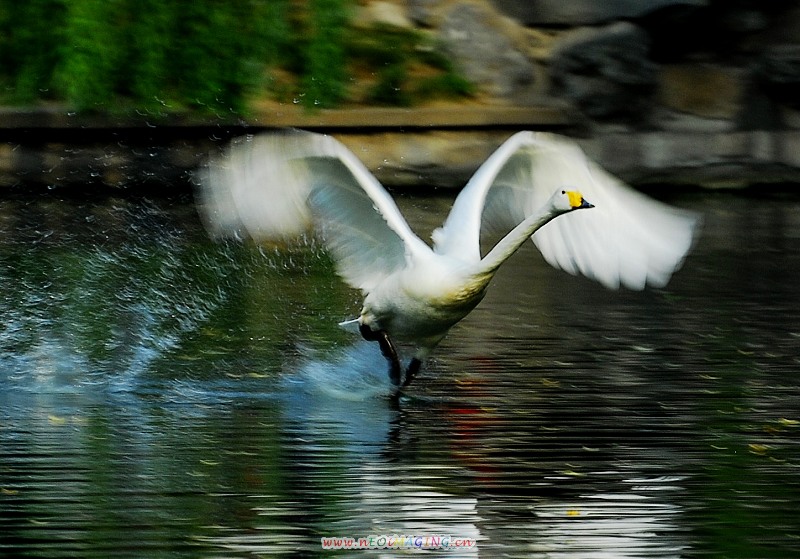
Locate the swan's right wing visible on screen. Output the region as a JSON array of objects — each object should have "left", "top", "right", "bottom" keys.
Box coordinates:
[
  {"left": 196, "top": 131, "right": 430, "bottom": 291},
  {"left": 435, "top": 131, "right": 700, "bottom": 290},
  {"left": 484, "top": 133, "right": 700, "bottom": 290}
]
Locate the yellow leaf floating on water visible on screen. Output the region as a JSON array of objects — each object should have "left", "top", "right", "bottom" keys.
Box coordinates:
[
  {"left": 560, "top": 470, "right": 586, "bottom": 477},
  {"left": 566, "top": 509, "right": 581, "bottom": 517},
  {"left": 748, "top": 443, "right": 770, "bottom": 455},
  {"left": 47, "top": 415, "right": 67, "bottom": 425}
]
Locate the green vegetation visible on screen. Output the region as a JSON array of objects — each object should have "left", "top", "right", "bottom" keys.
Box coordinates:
[
  {"left": 300, "top": 0, "right": 349, "bottom": 108},
  {"left": 0, "top": 1, "right": 472, "bottom": 115},
  {"left": 0, "top": 0, "right": 292, "bottom": 113},
  {"left": 345, "top": 24, "right": 473, "bottom": 107}
]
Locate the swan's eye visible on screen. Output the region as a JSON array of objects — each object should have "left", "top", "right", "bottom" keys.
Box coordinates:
[{"left": 561, "top": 190, "right": 566, "bottom": 194}]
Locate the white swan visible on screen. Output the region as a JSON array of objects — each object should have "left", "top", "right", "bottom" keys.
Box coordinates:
[{"left": 197, "top": 130, "right": 699, "bottom": 387}]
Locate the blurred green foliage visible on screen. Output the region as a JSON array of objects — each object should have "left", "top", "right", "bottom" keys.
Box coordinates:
[
  {"left": 300, "top": 0, "right": 348, "bottom": 108},
  {"left": 0, "top": 0, "right": 292, "bottom": 113},
  {"left": 0, "top": 0, "right": 471, "bottom": 114}
]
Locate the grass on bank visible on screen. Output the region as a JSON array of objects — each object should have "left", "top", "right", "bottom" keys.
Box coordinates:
[{"left": 0, "top": 0, "right": 473, "bottom": 117}]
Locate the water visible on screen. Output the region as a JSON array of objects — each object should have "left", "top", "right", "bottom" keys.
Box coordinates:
[{"left": 0, "top": 187, "right": 798, "bottom": 558}]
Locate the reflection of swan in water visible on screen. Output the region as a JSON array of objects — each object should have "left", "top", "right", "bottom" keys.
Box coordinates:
[
  {"left": 272, "top": 349, "right": 686, "bottom": 558},
  {"left": 198, "top": 131, "right": 699, "bottom": 388},
  {"left": 196, "top": 348, "right": 482, "bottom": 557}
]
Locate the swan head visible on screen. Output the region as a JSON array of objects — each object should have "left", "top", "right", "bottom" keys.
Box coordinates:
[{"left": 551, "top": 189, "right": 594, "bottom": 214}]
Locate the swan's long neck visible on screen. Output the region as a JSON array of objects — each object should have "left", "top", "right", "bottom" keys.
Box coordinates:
[{"left": 477, "top": 205, "right": 564, "bottom": 277}]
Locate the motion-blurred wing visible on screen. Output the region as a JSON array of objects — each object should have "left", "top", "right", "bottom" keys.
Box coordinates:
[
  {"left": 303, "top": 153, "right": 430, "bottom": 291},
  {"left": 196, "top": 132, "right": 312, "bottom": 241},
  {"left": 438, "top": 131, "right": 700, "bottom": 290},
  {"left": 196, "top": 130, "right": 430, "bottom": 291}
]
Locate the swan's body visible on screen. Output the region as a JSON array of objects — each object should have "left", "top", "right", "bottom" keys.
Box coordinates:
[
  {"left": 360, "top": 250, "right": 489, "bottom": 347},
  {"left": 197, "top": 130, "right": 698, "bottom": 386}
]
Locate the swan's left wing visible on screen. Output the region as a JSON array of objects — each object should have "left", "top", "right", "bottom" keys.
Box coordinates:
[
  {"left": 196, "top": 130, "right": 430, "bottom": 291},
  {"left": 197, "top": 133, "right": 312, "bottom": 241},
  {"left": 302, "top": 148, "right": 432, "bottom": 291},
  {"left": 436, "top": 131, "right": 700, "bottom": 290}
]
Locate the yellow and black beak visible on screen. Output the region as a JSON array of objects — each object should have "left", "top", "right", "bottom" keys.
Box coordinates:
[{"left": 566, "top": 191, "right": 594, "bottom": 209}]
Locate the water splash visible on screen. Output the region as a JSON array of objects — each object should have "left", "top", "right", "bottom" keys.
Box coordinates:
[
  {"left": 0, "top": 198, "right": 236, "bottom": 399},
  {"left": 283, "top": 341, "right": 395, "bottom": 401}
]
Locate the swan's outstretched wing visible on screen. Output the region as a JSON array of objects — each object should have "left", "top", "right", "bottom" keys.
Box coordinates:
[
  {"left": 197, "top": 132, "right": 311, "bottom": 241},
  {"left": 196, "top": 130, "right": 430, "bottom": 291},
  {"left": 434, "top": 131, "right": 700, "bottom": 290}
]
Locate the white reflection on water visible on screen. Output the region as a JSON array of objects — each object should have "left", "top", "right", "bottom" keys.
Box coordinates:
[
  {"left": 527, "top": 491, "right": 685, "bottom": 558},
  {"left": 193, "top": 343, "right": 483, "bottom": 557},
  {"left": 202, "top": 479, "right": 482, "bottom": 558}
]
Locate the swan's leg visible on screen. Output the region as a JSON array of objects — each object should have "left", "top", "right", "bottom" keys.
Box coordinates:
[
  {"left": 402, "top": 358, "right": 422, "bottom": 387},
  {"left": 359, "top": 324, "right": 402, "bottom": 385}
]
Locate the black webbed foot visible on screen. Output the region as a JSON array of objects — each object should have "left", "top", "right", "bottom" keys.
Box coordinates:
[
  {"left": 359, "top": 324, "right": 425, "bottom": 389},
  {"left": 359, "top": 323, "right": 402, "bottom": 386},
  {"left": 402, "top": 358, "right": 422, "bottom": 388}
]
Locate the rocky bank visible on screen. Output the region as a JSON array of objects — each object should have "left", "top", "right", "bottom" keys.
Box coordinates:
[
  {"left": 363, "top": 0, "right": 800, "bottom": 187},
  {"left": 3, "top": 0, "right": 800, "bottom": 190}
]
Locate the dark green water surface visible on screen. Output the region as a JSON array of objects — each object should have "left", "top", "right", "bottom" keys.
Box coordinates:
[{"left": 1, "top": 188, "right": 798, "bottom": 558}]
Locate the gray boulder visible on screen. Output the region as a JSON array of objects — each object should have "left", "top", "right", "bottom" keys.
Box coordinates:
[
  {"left": 759, "top": 45, "right": 800, "bottom": 108},
  {"left": 408, "top": 0, "right": 438, "bottom": 27},
  {"left": 490, "top": 0, "right": 708, "bottom": 26},
  {"left": 437, "top": 2, "right": 535, "bottom": 100},
  {"left": 549, "top": 22, "right": 658, "bottom": 120}
]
